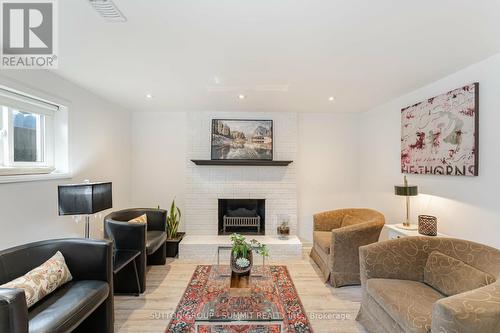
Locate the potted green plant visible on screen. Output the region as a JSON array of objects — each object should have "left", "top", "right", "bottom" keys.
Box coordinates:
[
  {"left": 230, "top": 233, "right": 269, "bottom": 275},
  {"left": 165, "top": 199, "right": 185, "bottom": 257}
]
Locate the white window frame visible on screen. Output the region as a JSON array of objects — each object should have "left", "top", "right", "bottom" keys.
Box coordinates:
[
  {"left": 3, "top": 108, "right": 51, "bottom": 167},
  {"left": 0, "top": 87, "right": 60, "bottom": 176}
]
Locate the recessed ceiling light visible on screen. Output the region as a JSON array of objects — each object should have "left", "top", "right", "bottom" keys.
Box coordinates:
[
  {"left": 238, "top": 94, "right": 246, "bottom": 100},
  {"left": 146, "top": 93, "right": 153, "bottom": 99},
  {"left": 328, "top": 96, "right": 335, "bottom": 102}
]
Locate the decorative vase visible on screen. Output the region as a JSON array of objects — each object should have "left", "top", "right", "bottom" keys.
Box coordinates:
[
  {"left": 418, "top": 215, "right": 437, "bottom": 236},
  {"left": 277, "top": 215, "right": 290, "bottom": 240},
  {"left": 277, "top": 224, "right": 290, "bottom": 240},
  {"left": 230, "top": 250, "right": 253, "bottom": 275}
]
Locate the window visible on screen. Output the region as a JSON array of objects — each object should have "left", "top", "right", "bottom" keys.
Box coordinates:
[{"left": 0, "top": 87, "right": 63, "bottom": 177}]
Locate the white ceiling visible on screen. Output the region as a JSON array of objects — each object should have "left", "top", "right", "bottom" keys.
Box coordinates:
[{"left": 56, "top": 0, "right": 500, "bottom": 113}]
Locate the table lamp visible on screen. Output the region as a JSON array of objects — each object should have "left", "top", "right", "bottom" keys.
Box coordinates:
[
  {"left": 58, "top": 181, "right": 112, "bottom": 238},
  {"left": 394, "top": 176, "right": 418, "bottom": 230}
]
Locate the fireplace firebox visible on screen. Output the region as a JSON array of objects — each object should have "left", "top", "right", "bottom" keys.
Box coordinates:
[{"left": 218, "top": 199, "right": 265, "bottom": 235}]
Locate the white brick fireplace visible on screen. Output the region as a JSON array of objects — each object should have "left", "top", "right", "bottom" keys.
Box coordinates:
[
  {"left": 185, "top": 111, "right": 298, "bottom": 235},
  {"left": 180, "top": 111, "right": 301, "bottom": 259}
]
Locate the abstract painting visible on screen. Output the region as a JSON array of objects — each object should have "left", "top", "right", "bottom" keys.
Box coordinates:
[
  {"left": 401, "top": 83, "right": 479, "bottom": 176},
  {"left": 211, "top": 119, "right": 273, "bottom": 160}
]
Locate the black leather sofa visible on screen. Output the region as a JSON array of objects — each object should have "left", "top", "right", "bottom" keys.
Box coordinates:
[
  {"left": 0, "top": 238, "right": 113, "bottom": 333},
  {"left": 104, "top": 208, "right": 167, "bottom": 293}
]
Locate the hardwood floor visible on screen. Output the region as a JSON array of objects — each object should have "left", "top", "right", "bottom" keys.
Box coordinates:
[{"left": 114, "top": 249, "right": 367, "bottom": 333}]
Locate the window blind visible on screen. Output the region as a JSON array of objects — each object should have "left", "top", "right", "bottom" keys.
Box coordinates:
[{"left": 0, "top": 87, "right": 59, "bottom": 116}]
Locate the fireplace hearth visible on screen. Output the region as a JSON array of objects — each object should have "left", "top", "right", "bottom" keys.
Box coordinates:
[{"left": 218, "top": 199, "right": 265, "bottom": 235}]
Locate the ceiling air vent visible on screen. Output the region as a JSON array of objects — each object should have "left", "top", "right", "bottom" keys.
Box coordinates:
[{"left": 88, "top": 0, "right": 127, "bottom": 22}]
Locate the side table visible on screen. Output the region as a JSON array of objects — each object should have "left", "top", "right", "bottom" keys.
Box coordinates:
[
  {"left": 113, "top": 249, "right": 141, "bottom": 296},
  {"left": 383, "top": 224, "right": 448, "bottom": 240}
]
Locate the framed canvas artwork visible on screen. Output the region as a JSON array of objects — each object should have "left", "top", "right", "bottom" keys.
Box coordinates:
[
  {"left": 401, "top": 83, "right": 479, "bottom": 176},
  {"left": 211, "top": 119, "right": 273, "bottom": 160}
]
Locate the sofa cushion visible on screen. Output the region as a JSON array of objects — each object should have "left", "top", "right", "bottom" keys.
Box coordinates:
[
  {"left": 424, "top": 251, "right": 495, "bottom": 296},
  {"left": 341, "top": 214, "right": 363, "bottom": 228},
  {"left": 146, "top": 231, "right": 167, "bottom": 255},
  {"left": 366, "top": 278, "right": 445, "bottom": 333},
  {"left": 313, "top": 231, "right": 331, "bottom": 255},
  {"left": 358, "top": 292, "right": 408, "bottom": 333},
  {"left": 128, "top": 214, "right": 147, "bottom": 224},
  {"left": 0, "top": 251, "right": 73, "bottom": 308},
  {"left": 28, "top": 280, "right": 109, "bottom": 333}
]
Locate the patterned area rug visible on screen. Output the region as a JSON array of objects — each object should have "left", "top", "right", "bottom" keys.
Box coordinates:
[
  {"left": 195, "top": 324, "right": 282, "bottom": 333},
  {"left": 166, "top": 265, "right": 312, "bottom": 333}
]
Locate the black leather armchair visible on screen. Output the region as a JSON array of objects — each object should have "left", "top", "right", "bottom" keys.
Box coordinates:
[
  {"left": 104, "top": 208, "right": 167, "bottom": 293},
  {"left": 0, "top": 238, "right": 113, "bottom": 333}
]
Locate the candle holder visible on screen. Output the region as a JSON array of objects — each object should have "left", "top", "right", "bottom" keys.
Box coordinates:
[{"left": 418, "top": 215, "right": 437, "bottom": 236}]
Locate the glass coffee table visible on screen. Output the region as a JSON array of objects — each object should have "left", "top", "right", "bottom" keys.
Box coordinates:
[{"left": 194, "top": 265, "right": 285, "bottom": 333}]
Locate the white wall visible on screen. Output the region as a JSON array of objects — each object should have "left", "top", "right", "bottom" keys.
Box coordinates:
[
  {"left": 0, "top": 71, "right": 132, "bottom": 249},
  {"left": 360, "top": 53, "right": 500, "bottom": 248},
  {"left": 130, "top": 111, "right": 361, "bottom": 243},
  {"left": 130, "top": 111, "right": 187, "bottom": 222},
  {"left": 297, "top": 113, "right": 361, "bottom": 243}
]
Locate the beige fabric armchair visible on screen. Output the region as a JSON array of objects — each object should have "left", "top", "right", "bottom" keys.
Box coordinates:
[
  {"left": 356, "top": 237, "right": 500, "bottom": 333},
  {"left": 309, "top": 208, "right": 385, "bottom": 287}
]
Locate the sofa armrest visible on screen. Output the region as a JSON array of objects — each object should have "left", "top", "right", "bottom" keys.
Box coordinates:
[
  {"left": 313, "top": 211, "right": 343, "bottom": 232},
  {"left": 0, "top": 288, "right": 28, "bottom": 333},
  {"left": 330, "top": 221, "right": 384, "bottom": 275},
  {"left": 359, "top": 237, "right": 430, "bottom": 285},
  {"left": 56, "top": 239, "right": 113, "bottom": 284},
  {"left": 146, "top": 209, "right": 167, "bottom": 231},
  {"left": 104, "top": 220, "right": 146, "bottom": 252},
  {"left": 432, "top": 282, "right": 500, "bottom": 333}
]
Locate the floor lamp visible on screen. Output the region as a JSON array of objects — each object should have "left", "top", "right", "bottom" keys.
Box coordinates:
[{"left": 58, "top": 181, "right": 113, "bottom": 238}]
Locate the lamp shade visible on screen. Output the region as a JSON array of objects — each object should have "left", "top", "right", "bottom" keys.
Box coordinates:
[
  {"left": 58, "top": 182, "right": 112, "bottom": 215},
  {"left": 394, "top": 185, "right": 418, "bottom": 196}
]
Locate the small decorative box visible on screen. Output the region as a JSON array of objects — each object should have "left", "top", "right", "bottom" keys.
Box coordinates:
[{"left": 418, "top": 215, "right": 437, "bottom": 236}]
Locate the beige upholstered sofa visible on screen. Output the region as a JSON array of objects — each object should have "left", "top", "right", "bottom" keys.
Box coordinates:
[
  {"left": 357, "top": 237, "right": 500, "bottom": 333},
  {"left": 310, "top": 208, "right": 385, "bottom": 287}
]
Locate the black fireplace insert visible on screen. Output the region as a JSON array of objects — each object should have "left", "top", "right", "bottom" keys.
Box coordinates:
[{"left": 218, "top": 199, "right": 265, "bottom": 235}]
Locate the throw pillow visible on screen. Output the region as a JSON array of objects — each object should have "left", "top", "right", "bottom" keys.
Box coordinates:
[
  {"left": 0, "top": 251, "right": 73, "bottom": 308},
  {"left": 341, "top": 214, "right": 363, "bottom": 228},
  {"left": 424, "top": 250, "right": 495, "bottom": 296},
  {"left": 129, "top": 214, "right": 147, "bottom": 224}
]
